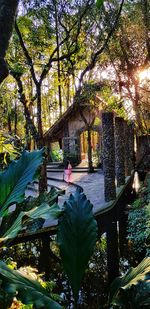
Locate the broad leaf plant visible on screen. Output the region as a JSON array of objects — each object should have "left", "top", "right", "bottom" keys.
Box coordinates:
[{"left": 0, "top": 149, "right": 98, "bottom": 308}]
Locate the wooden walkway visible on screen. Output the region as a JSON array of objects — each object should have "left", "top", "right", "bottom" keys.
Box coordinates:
[{"left": 25, "top": 164, "right": 137, "bottom": 230}]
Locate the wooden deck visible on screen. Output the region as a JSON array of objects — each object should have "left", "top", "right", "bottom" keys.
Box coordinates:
[{"left": 24, "top": 166, "right": 137, "bottom": 233}]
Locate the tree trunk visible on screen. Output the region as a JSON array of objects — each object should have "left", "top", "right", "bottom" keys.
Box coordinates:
[
  {"left": 14, "top": 100, "right": 17, "bottom": 135},
  {"left": 14, "top": 75, "right": 39, "bottom": 144},
  {"left": 36, "top": 84, "right": 47, "bottom": 192},
  {"left": 87, "top": 128, "right": 94, "bottom": 173},
  {"left": 0, "top": 0, "right": 19, "bottom": 83},
  {"left": 7, "top": 113, "right": 12, "bottom": 133},
  {"left": 54, "top": 0, "right": 62, "bottom": 116},
  {"left": 25, "top": 123, "right": 31, "bottom": 151},
  {"left": 66, "top": 74, "right": 70, "bottom": 108}
]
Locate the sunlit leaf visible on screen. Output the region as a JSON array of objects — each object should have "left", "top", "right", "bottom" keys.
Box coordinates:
[
  {"left": 0, "top": 149, "right": 43, "bottom": 216},
  {"left": 0, "top": 261, "right": 62, "bottom": 309}
]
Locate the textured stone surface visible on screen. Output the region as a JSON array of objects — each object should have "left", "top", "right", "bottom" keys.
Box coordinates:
[
  {"left": 129, "top": 124, "right": 135, "bottom": 170},
  {"left": 102, "top": 112, "right": 116, "bottom": 202},
  {"left": 124, "top": 122, "right": 134, "bottom": 176},
  {"left": 115, "top": 117, "right": 125, "bottom": 187}
]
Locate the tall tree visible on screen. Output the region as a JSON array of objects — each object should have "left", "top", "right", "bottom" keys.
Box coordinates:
[{"left": 102, "top": 0, "right": 150, "bottom": 133}]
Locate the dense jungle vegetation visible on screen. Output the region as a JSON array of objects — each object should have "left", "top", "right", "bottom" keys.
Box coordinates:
[{"left": 0, "top": 0, "right": 150, "bottom": 308}]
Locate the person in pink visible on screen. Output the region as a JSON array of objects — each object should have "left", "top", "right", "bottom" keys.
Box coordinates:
[{"left": 64, "top": 160, "right": 72, "bottom": 184}]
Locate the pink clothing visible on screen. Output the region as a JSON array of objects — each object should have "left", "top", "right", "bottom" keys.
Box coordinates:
[{"left": 64, "top": 163, "right": 72, "bottom": 183}]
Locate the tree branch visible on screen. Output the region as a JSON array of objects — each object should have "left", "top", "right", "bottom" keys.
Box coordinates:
[
  {"left": 15, "top": 20, "right": 38, "bottom": 86},
  {"left": 78, "top": 0, "right": 125, "bottom": 88},
  {"left": 40, "top": 0, "right": 93, "bottom": 83}
]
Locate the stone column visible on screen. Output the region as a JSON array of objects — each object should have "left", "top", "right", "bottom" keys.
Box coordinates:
[
  {"left": 129, "top": 123, "right": 135, "bottom": 170},
  {"left": 102, "top": 112, "right": 116, "bottom": 202},
  {"left": 115, "top": 117, "right": 125, "bottom": 187},
  {"left": 63, "top": 124, "right": 70, "bottom": 163},
  {"left": 124, "top": 122, "right": 134, "bottom": 176}
]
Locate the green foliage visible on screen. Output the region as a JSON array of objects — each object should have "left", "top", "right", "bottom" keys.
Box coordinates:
[
  {"left": 0, "top": 151, "right": 63, "bottom": 244},
  {"left": 50, "top": 149, "right": 63, "bottom": 162},
  {"left": 127, "top": 177, "right": 150, "bottom": 256},
  {"left": 0, "top": 150, "right": 99, "bottom": 308},
  {"left": 10, "top": 62, "right": 26, "bottom": 78},
  {"left": 109, "top": 257, "right": 150, "bottom": 309},
  {"left": 0, "top": 149, "right": 44, "bottom": 216},
  {"left": 78, "top": 82, "right": 103, "bottom": 108},
  {"left": 127, "top": 208, "right": 149, "bottom": 254},
  {"left": 100, "top": 86, "right": 127, "bottom": 118},
  {"left": 96, "top": 0, "right": 104, "bottom": 9},
  {"left": 0, "top": 150, "right": 63, "bottom": 307},
  {"left": 23, "top": 186, "right": 64, "bottom": 211},
  {"left": 0, "top": 132, "right": 20, "bottom": 167},
  {"left": 57, "top": 189, "right": 98, "bottom": 304},
  {"left": 0, "top": 202, "right": 61, "bottom": 245},
  {"left": 0, "top": 261, "right": 61, "bottom": 309}
]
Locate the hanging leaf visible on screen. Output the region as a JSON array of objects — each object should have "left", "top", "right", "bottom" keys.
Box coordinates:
[
  {"left": 96, "top": 0, "right": 104, "bottom": 9},
  {"left": 57, "top": 189, "right": 98, "bottom": 303},
  {"left": 0, "top": 149, "right": 43, "bottom": 216},
  {"left": 0, "top": 261, "right": 62, "bottom": 309},
  {"left": 109, "top": 257, "right": 150, "bottom": 308}
]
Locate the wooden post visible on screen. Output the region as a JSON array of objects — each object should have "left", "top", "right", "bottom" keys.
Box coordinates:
[
  {"left": 106, "top": 217, "right": 119, "bottom": 284},
  {"left": 102, "top": 112, "right": 116, "bottom": 202},
  {"left": 115, "top": 117, "right": 125, "bottom": 187},
  {"left": 39, "top": 234, "right": 51, "bottom": 281}
]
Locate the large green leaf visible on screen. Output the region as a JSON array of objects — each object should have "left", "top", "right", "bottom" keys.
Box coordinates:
[
  {"left": 0, "top": 202, "right": 62, "bottom": 245},
  {"left": 0, "top": 186, "right": 64, "bottom": 239},
  {"left": 0, "top": 261, "right": 62, "bottom": 309},
  {"left": 109, "top": 257, "right": 150, "bottom": 308},
  {"left": 23, "top": 186, "right": 65, "bottom": 211},
  {"left": 0, "top": 149, "right": 43, "bottom": 216},
  {"left": 57, "top": 189, "right": 98, "bottom": 303}
]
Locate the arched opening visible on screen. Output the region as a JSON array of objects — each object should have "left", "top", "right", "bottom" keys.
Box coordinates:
[{"left": 80, "top": 130, "right": 101, "bottom": 167}]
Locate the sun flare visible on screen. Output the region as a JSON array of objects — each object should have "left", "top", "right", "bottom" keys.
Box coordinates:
[{"left": 138, "top": 68, "right": 150, "bottom": 82}]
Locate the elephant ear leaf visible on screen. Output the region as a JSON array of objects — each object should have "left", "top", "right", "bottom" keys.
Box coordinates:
[
  {"left": 109, "top": 257, "right": 150, "bottom": 307},
  {"left": 0, "top": 202, "right": 62, "bottom": 245},
  {"left": 57, "top": 189, "right": 98, "bottom": 303},
  {"left": 0, "top": 149, "right": 43, "bottom": 216},
  {"left": 0, "top": 261, "right": 62, "bottom": 309}
]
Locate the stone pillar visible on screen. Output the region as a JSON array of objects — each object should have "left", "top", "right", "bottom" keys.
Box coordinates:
[
  {"left": 102, "top": 112, "right": 116, "bottom": 202},
  {"left": 115, "top": 117, "right": 125, "bottom": 187},
  {"left": 124, "top": 122, "right": 134, "bottom": 176},
  {"left": 63, "top": 124, "right": 70, "bottom": 164},
  {"left": 129, "top": 123, "right": 135, "bottom": 170}
]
